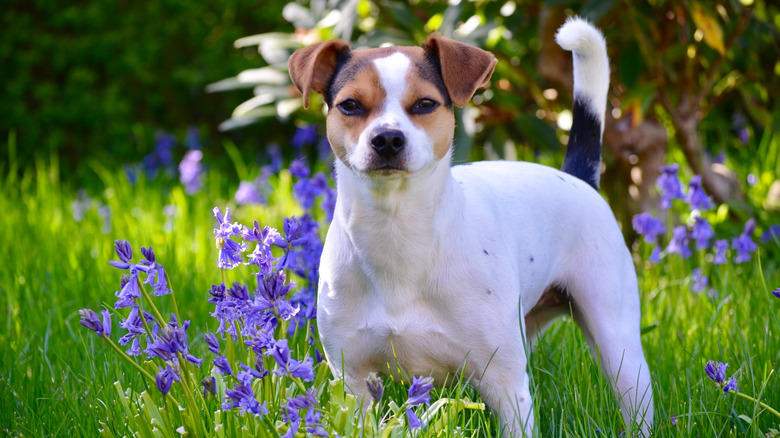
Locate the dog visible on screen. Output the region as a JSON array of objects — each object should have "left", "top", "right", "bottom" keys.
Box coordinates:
[{"left": 288, "top": 17, "right": 654, "bottom": 436}]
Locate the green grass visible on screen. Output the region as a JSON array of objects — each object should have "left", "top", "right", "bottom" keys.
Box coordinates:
[{"left": 1, "top": 148, "right": 779, "bottom": 437}]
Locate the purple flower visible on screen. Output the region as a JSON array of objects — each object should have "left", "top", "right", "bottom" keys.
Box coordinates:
[
  {"left": 366, "top": 372, "right": 384, "bottom": 404},
  {"left": 179, "top": 150, "right": 204, "bottom": 195},
  {"left": 185, "top": 126, "right": 201, "bottom": 150},
  {"left": 691, "top": 268, "right": 708, "bottom": 293},
  {"left": 214, "top": 355, "right": 233, "bottom": 375},
  {"left": 139, "top": 247, "right": 170, "bottom": 296},
  {"left": 657, "top": 164, "right": 685, "bottom": 209},
  {"left": 204, "top": 332, "right": 220, "bottom": 354},
  {"left": 289, "top": 159, "right": 310, "bottom": 179},
  {"left": 649, "top": 246, "right": 663, "bottom": 263},
  {"left": 267, "top": 144, "right": 283, "bottom": 173},
  {"left": 213, "top": 207, "right": 246, "bottom": 270},
  {"left": 665, "top": 226, "right": 692, "bottom": 258},
  {"left": 632, "top": 212, "right": 665, "bottom": 243},
  {"left": 670, "top": 414, "right": 677, "bottom": 426},
  {"left": 223, "top": 382, "right": 268, "bottom": 417},
  {"left": 237, "top": 357, "right": 269, "bottom": 385},
  {"left": 723, "top": 377, "right": 738, "bottom": 392},
  {"left": 155, "top": 365, "right": 180, "bottom": 396},
  {"left": 79, "top": 309, "right": 112, "bottom": 337},
  {"left": 292, "top": 125, "right": 318, "bottom": 148},
  {"left": 407, "top": 376, "right": 434, "bottom": 407},
  {"left": 243, "top": 221, "right": 285, "bottom": 274},
  {"left": 304, "top": 408, "right": 329, "bottom": 437},
  {"left": 713, "top": 239, "right": 729, "bottom": 264},
  {"left": 705, "top": 361, "right": 728, "bottom": 383},
  {"left": 235, "top": 181, "right": 264, "bottom": 206},
  {"left": 208, "top": 283, "right": 226, "bottom": 304},
  {"left": 407, "top": 408, "right": 425, "bottom": 429},
  {"left": 113, "top": 240, "right": 133, "bottom": 264},
  {"left": 732, "top": 218, "right": 758, "bottom": 263},
  {"left": 118, "top": 305, "right": 146, "bottom": 345},
  {"left": 692, "top": 216, "right": 715, "bottom": 250},
  {"left": 772, "top": 288, "right": 780, "bottom": 299},
  {"left": 201, "top": 376, "right": 216, "bottom": 397},
  {"left": 761, "top": 225, "right": 780, "bottom": 243},
  {"left": 685, "top": 175, "right": 714, "bottom": 210}
]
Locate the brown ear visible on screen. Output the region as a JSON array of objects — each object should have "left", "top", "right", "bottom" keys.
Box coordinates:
[
  {"left": 423, "top": 36, "right": 497, "bottom": 107},
  {"left": 288, "top": 39, "right": 351, "bottom": 109}
]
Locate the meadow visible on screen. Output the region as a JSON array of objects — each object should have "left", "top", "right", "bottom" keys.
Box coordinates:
[{"left": 1, "top": 124, "right": 779, "bottom": 438}]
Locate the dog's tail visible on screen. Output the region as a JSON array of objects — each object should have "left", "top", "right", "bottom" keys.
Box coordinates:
[{"left": 555, "top": 17, "right": 609, "bottom": 190}]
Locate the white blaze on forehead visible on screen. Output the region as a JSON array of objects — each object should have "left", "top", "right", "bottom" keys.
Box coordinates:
[{"left": 373, "top": 52, "right": 411, "bottom": 113}]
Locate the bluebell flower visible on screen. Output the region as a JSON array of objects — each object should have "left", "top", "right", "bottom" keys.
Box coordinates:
[
  {"left": 144, "top": 131, "right": 177, "bottom": 179},
  {"left": 228, "top": 282, "right": 250, "bottom": 301},
  {"left": 712, "top": 239, "right": 729, "bottom": 264},
  {"left": 79, "top": 309, "right": 112, "bottom": 337},
  {"left": 235, "top": 181, "right": 264, "bottom": 206},
  {"left": 691, "top": 268, "right": 708, "bottom": 293},
  {"left": 139, "top": 247, "right": 170, "bottom": 296},
  {"left": 771, "top": 288, "right": 780, "bottom": 299},
  {"left": 407, "top": 408, "right": 425, "bottom": 429},
  {"left": 289, "top": 159, "right": 310, "bottom": 179},
  {"left": 670, "top": 414, "right": 677, "bottom": 426},
  {"left": 243, "top": 221, "right": 285, "bottom": 274},
  {"left": 691, "top": 216, "right": 715, "bottom": 250},
  {"left": 322, "top": 186, "right": 337, "bottom": 222},
  {"left": 179, "top": 150, "right": 204, "bottom": 195},
  {"left": 761, "top": 225, "right": 780, "bottom": 243},
  {"left": 185, "top": 126, "right": 201, "bottom": 150},
  {"left": 304, "top": 408, "right": 329, "bottom": 437},
  {"left": 732, "top": 218, "right": 758, "bottom": 263},
  {"left": 723, "top": 377, "right": 738, "bottom": 392},
  {"left": 649, "top": 246, "right": 663, "bottom": 263},
  {"left": 665, "top": 226, "right": 692, "bottom": 258},
  {"left": 208, "top": 283, "right": 226, "bottom": 304},
  {"left": 267, "top": 144, "right": 283, "bottom": 173},
  {"left": 657, "top": 164, "right": 685, "bottom": 209},
  {"left": 705, "top": 361, "right": 728, "bottom": 383},
  {"left": 155, "top": 365, "right": 180, "bottom": 396},
  {"left": 127, "top": 338, "right": 142, "bottom": 356},
  {"left": 214, "top": 355, "right": 233, "bottom": 375},
  {"left": 112, "top": 239, "right": 133, "bottom": 265},
  {"left": 292, "top": 125, "right": 318, "bottom": 148},
  {"left": 213, "top": 207, "right": 246, "bottom": 270},
  {"left": 237, "top": 357, "right": 269, "bottom": 385},
  {"left": 119, "top": 305, "right": 146, "bottom": 345},
  {"left": 223, "top": 382, "right": 268, "bottom": 417},
  {"left": 685, "top": 175, "right": 713, "bottom": 210},
  {"left": 148, "top": 319, "right": 202, "bottom": 366},
  {"left": 204, "top": 332, "right": 220, "bottom": 354},
  {"left": 201, "top": 376, "right": 216, "bottom": 397},
  {"left": 366, "top": 372, "right": 384, "bottom": 404},
  {"left": 407, "top": 376, "right": 434, "bottom": 407},
  {"left": 632, "top": 212, "right": 665, "bottom": 243}
]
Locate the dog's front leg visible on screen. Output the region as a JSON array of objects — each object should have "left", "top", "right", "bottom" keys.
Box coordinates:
[{"left": 476, "top": 354, "right": 534, "bottom": 437}]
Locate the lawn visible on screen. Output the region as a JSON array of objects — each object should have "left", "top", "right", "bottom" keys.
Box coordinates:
[{"left": 1, "top": 134, "right": 779, "bottom": 437}]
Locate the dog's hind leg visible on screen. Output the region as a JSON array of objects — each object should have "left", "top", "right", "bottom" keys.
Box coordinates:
[{"left": 569, "top": 252, "right": 654, "bottom": 436}]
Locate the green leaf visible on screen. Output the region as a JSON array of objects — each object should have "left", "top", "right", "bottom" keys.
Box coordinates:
[{"left": 516, "top": 114, "right": 560, "bottom": 151}]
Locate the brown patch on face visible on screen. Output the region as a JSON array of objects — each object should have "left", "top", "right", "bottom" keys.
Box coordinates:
[
  {"left": 401, "top": 49, "right": 455, "bottom": 160},
  {"left": 326, "top": 55, "right": 388, "bottom": 166}
]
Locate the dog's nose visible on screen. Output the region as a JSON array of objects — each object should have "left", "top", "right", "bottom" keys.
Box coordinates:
[{"left": 370, "top": 129, "right": 405, "bottom": 158}]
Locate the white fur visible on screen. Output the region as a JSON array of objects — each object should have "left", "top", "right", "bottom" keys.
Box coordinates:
[
  {"left": 555, "top": 17, "right": 610, "bottom": 129},
  {"left": 317, "top": 20, "right": 653, "bottom": 438}
]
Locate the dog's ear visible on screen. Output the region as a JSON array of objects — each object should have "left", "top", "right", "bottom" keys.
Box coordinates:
[
  {"left": 288, "top": 40, "right": 351, "bottom": 109},
  {"left": 423, "top": 36, "right": 497, "bottom": 107}
]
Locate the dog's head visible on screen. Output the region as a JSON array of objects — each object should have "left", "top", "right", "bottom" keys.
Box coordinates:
[{"left": 288, "top": 37, "right": 496, "bottom": 177}]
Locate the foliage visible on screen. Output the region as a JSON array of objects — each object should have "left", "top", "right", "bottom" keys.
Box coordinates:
[{"left": 0, "top": 0, "right": 290, "bottom": 177}]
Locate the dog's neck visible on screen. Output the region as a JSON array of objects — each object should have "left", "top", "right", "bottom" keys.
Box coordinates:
[{"left": 332, "top": 156, "right": 461, "bottom": 286}]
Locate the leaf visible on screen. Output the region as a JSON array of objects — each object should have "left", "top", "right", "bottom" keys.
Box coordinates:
[
  {"left": 516, "top": 114, "right": 560, "bottom": 152},
  {"left": 691, "top": 2, "right": 726, "bottom": 55}
]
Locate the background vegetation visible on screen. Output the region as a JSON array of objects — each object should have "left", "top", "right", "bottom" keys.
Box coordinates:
[{"left": 2, "top": 0, "right": 779, "bottom": 436}]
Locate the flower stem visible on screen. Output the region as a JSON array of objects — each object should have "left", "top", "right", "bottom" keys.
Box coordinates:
[
  {"left": 730, "top": 391, "right": 780, "bottom": 419},
  {"left": 165, "top": 270, "right": 182, "bottom": 325},
  {"left": 102, "top": 333, "right": 155, "bottom": 382},
  {"left": 176, "top": 353, "right": 207, "bottom": 437},
  {"left": 138, "top": 277, "right": 167, "bottom": 326}
]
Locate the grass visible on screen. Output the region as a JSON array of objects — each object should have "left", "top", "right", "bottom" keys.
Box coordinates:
[{"left": 1, "top": 144, "right": 779, "bottom": 437}]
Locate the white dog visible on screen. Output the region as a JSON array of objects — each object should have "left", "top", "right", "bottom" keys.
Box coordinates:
[{"left": 289, "top": 17, "right": 654, "bottom": 436}]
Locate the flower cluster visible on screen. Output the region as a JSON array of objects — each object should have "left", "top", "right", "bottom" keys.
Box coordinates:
[
  {"left": 631, "top": 164, "right": 777, "bottom": 294},
  {"left": 704, "top": 360, "right": 737, "bottom": 393}
]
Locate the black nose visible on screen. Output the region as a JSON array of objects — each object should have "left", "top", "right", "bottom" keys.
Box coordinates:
[{"left": 370, "top": 129, "right": 405, "bottom": 158}]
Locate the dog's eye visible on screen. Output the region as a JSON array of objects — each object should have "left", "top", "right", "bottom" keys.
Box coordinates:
[
  {"left": 412, "top": 98, "right": 438, "bottom": 114},
  {"left": 337, "top": 99, "right": 363, "bottom": 116}
]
